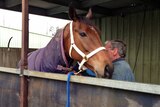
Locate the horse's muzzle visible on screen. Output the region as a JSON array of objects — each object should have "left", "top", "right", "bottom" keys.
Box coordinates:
[{"left": 104, "top": 65, "right": 114, "bottom": 78}]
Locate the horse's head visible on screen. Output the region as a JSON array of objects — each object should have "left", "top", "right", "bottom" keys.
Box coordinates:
[{"left": 63, "top": 6, "right": 113, "bottom": 78}]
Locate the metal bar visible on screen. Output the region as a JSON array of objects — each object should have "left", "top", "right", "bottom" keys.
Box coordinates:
[
  {"left": 20, "top": 0, "right": 29, "bottom": 107},
  {"left": 20, "top": 76, "right": 28, "bottom": 107}
]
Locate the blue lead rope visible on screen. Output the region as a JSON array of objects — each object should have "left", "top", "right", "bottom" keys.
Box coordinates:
[{"left": 66, "top": 72, "right": 74, "bottom": 107}]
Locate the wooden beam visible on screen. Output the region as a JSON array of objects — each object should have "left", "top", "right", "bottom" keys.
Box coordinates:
[
  {"left": 48, "top": 6, "right": 86, "bottom": 16},
  {"left": 48, "top": 6, "right": 68, "bottom": 15},
  {"left": 112, "top": 5, "right": 146, "bottom": 16},
  {"left": 6, "top": 0, "right": 21, "bottom": 8},
  {"left": 0, "top": 67, "right": 20, "bottom": 74},
  {"left": 1, "top": 67, "right": 160, "bottom": 95},
  {"left": 42, "top": 0, "right": 70, "bottom": 7},
  {"left": 91, "top": 6, "right": 112, "bottom": 16},
  {"left": 81, "top": 0, "right": 112, "bottom": 8},
  {"left": 0, "top": 0, "right": 5, "bottom": 7},
  {"left": 23, "top": 70, "right": 160, "bottom": 95}
]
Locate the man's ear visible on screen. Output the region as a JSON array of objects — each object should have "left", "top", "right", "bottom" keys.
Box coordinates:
[{"left": 113, "top": 48, "right": 118, "bottom": 56}]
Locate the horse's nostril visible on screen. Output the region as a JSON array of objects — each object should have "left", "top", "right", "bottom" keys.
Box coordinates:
[
  {"left": 105, "top": 65, "right": 109, "bottom": 72},
  {"left": 104, "top": 65, "right": 109, "bottom": 78},
  {"left": 104, "top": 65, "right": 113, "bottom": 79}
]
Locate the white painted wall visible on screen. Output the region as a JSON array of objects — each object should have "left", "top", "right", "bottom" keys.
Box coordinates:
[{"left": 0, "top": 9, "right": 70, "bottom": 48}]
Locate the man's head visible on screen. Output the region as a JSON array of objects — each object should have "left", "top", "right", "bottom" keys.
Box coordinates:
[{"left": 105, "top": 40, "right": 127, "bottom": 61}]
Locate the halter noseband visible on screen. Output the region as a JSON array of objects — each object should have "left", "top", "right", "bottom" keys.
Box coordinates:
[{"left": 69, "top": 21, "right": 106, "bottom": 71}]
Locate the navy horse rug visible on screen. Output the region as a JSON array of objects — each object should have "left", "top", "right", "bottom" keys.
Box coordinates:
[{"left": 27, "top": 29, "right": 71, "bottom": 73}]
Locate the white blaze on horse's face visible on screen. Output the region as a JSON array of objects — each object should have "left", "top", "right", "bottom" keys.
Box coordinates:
[{"left": 89, "top": 26, "right": 94, "bottom": 30}]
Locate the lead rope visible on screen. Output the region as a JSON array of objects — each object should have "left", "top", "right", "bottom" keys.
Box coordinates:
[{"left": 66, "top": 72, "right": 75, "bottom": 107}]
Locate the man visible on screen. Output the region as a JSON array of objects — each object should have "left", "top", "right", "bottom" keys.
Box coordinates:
[
  {"left": 73, "top": 40, "right": 135, "bottom": 81},
  {"left": 105, "top": 40, "right": 135, "bottom": 81}
]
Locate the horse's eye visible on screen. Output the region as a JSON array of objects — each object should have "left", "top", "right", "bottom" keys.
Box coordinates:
[{"left": 79, "top": 32, "right": 86, "bottom": 37}]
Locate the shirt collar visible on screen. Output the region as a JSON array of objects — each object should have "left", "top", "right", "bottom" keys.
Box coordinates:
[{"left": 112, "top": 58, "right": 125, "bottom": 63}]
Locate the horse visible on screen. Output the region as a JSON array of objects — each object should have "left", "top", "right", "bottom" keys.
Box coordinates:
[{"left": 25, "top": 6, "right": 113, "bottom": 78}]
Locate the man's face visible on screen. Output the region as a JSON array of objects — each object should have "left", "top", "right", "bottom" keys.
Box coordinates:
[
  {"left": 105, "top": 42, "right": 114, "bottom": 61},
  {"left": 105, "top": 42, "right": 119, "bottom": 61}
]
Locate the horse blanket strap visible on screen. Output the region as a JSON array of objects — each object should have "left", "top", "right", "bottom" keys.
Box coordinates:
[{"left": 57, "top": 65, "right": 72, "bottom": 71}]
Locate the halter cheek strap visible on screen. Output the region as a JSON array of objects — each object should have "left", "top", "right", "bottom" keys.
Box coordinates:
[{"left": 69, "top": 21, "right": 105, "bottom": 71}]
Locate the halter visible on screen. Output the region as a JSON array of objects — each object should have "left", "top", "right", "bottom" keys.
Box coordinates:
[{"left": 69, "top": 21, "right": 106, "bottom": 71}]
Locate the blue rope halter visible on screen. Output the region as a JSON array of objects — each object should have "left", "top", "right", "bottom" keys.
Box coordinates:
[{"left": 66, "top": 72, "right": 74, "bottom": 107}]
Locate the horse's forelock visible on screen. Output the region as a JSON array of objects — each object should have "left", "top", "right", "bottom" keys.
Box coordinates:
[{"left": 78, "top": 16, "right": 101, "bottom": 36}]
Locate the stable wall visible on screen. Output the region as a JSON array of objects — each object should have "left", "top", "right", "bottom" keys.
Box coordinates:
[
  {"left": 0, "top": 48, "right": 35, "bottom": 68},
  {"left": 0, "top": 67, "right": 160, "bottom": 107}
]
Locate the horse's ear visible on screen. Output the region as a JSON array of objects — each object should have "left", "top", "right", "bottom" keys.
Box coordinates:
[
  {"left": 86, "top": 8, "right": 92, "bottom": 19},
  {"left": 69, "top": 5, "right": 78, "bottom": 21}
]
